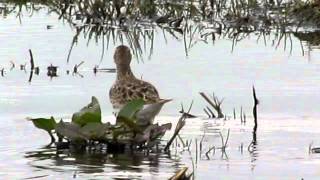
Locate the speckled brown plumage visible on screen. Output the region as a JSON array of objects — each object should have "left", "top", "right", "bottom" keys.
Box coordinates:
[{"left": 109, "top": 45, "right": 160, "bottom": 109}]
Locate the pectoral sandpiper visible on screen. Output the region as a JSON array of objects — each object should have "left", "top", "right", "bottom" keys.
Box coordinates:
[
  {"left": 109, "top": 45, "right": 168, "bottom": 112},
  {"left": 109, "top": 45, "right": 172, "bottom": 126}
]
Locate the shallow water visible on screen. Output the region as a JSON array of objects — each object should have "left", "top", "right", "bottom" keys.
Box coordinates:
[{"left": 1, "top": 4, "right": 320, "bottom": 179}]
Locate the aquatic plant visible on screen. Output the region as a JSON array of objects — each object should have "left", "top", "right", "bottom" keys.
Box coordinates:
[{"left": 28, "top": 96, "right": 173, "bottom": 150}]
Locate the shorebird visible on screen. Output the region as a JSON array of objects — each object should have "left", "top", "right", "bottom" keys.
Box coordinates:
[{"left": 109, "top": 45, "right": 171, "bottom": 125}]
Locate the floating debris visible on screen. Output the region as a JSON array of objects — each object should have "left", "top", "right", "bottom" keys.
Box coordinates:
[
  {"left": 311, "top": 147, "right": 320, "bottom": 153},
  {"left": 46, "top": 25, "right": 53, "bottom": 29},
  {"left": 20, "top": 63, "right": 26, "bottom": 71},
  {"left": 169, "top": 167, "right": 193, "bottom": 180},
  {"left": 47, "top": 64, "right": 58, "bottom": 77},
  {"left": 97, "top": 68, "right": 116, "bottom": 73},
  {"left": 93, "top": 65, "right": 98, "bottom": 74},
  {"left": 93, "top": 65, "right": 116, "bottom": 73},
  {"left": 73, "top": 61, "right": 84, "bottom": 74},
  {"left": 34, "top": 67, "right": 40, "bottom": 75}
]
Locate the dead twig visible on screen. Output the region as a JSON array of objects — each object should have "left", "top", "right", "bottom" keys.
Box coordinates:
[
  {"left": 200, "top": 92, "right": 224, "bottom": 118},
  {"left": 165, "top": 102, "right": 193, "bottom": 151},
  {"left": 10, "top": 61, "right": 15, "bottom": 70},
  {"left": 169, "top": 167, "right": 191, "bottom": 180},
  {"left": 164, "top": 114, "right": 187, "bottom": 152},
  {"left": 29, "top": 49, "right": 34, "bottom": 70},
  {"left": 253, "top": 86, "right": 259, "bottom": 132},
  {"left": 205, "top": 146, "right": 216, "bottom": 157},
  {"left": 180, "top": 101, "right": 197, "bottom": 118},
  {"left": 1, "top": 68, "right": 5, "bottom": 77},
  {"left": 206, "top": 106, "right": 216, "bottom": 118}
]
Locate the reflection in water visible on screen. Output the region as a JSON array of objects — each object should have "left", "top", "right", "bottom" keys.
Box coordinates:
[
  {"left": 248, "top": 132, "right": 259, "bottom": 171},
  {"left": 2, "top": 0, "right": 320, "bottom": 61},
  {"left": 24, "top": 146, "right": 176, "bottom": 178}
]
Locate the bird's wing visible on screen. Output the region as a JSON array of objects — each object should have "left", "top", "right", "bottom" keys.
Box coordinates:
[
  {"left": 128, "top": 80, "right": 160, "bottom": 104},
  {"left": 109, "top": 84, "right": 121, "bottom": 108},
  {"left": 109, "top": 80, "right": 160, "bottom": 108}
]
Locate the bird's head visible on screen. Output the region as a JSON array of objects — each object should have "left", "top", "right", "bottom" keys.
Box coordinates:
[{"left": 114, "top": 45, "right": 132, "bottom": 67}]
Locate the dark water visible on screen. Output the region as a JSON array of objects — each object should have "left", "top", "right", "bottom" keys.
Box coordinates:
[{"left": 1, "top": 4, "right": 320, "bottom": 179}]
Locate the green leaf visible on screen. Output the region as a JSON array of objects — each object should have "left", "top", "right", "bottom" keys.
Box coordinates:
[
  {"left": 29, "top": 116, "right": 56, "bottom": 132},
  {"left": 150, "top": 123, "right": 172, "bottom": 140},
  {"left": 111, "top": 127, "right": 134, "bottom": 142},
  {"left": 55, "top": 121, "right": 87, "bottom": 141},
  {"left": 80, "top": 123, "right": 110, "bottom": 140},
  {"left": 118, "top": 99, "right": 145, "bottom": 120},
  {"left": 133, "top": 123, "right": 172, "bottom": 144},
  {"left": 72, "top": 96, "right": 101, "bottom": 126},
  {"left": 116, "top": 99, "right": 145, "bottom": 133},
  {"left": 133, "top": 124, "right": 157, "bottom": 144},
  {"left": 117, "top": 117, "right": 142, "bottom": 133}
]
